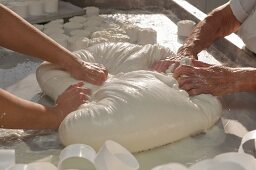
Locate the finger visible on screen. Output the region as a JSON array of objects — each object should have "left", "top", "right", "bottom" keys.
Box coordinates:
[
  {"left": 178, "top": 77, "right": 196, "bottom": 87},
  {"left": 93, "top": 63, "right": 107, "bottom": 71},
  {"left": 65, "top": 82, "right": 84, "bottom": 91},
  {"left": 83, "top": 63, "right": 108, "bottom": 79},
  {"left": 81, "top": 70, "right": 106, "bottom": 85},
  {"left": 82, "top": 88, "right": 91, "bottom": 95},
  {"left": 75, "top": 87, "right": 91, "bottom": 95},
  {"left": 75, "top": 81, "right": 85, "bottom": 87},
  {"left": 177, "top": 76, "right": 203, "bottom": 92},
  {"left": 168, "top": 62, "right": 180, "bottom": 73},
  {"left": 85, "top": 65, "right": 103, "bottom": 75},
  {"left": 74, "top": 62, "right": 108, "bottom": 85},
  {"left": 70, "top": 94, "right": 88, "bottom": 108},
  {"left": 180, "top": 81, "right": 198, "bottom": 92},
  {"left": 63, "top": 85, "right": 91, "bottom": 97},
  {"left": 177, "top": 47, "right": 197, "bottom": 59},
  {"left": 87, "top": 72, "right": 106, "bottom": 85},
  {"left": 191, "top": 59, "right": 211, "bottom": 67},
  {"left": 173, "top": 65, "right": 197, "bottom": 79},
  {"left": 78, "top": 93, "right": 89, "bottom": 101},
  {"left": 151, "top": 61, "right": 165, "bottom": 71},
  {"left": 188, "top": 88, "right": 205, "bottom": 96},
  {"left": 187, "top": 82, "right": 217, "bottom": 96},
  {"left": 102, "top": 68, "right": 108, "bottom": 76},
  {"left": 82, "top": 62, "right": 106, "bottom": 76},
  {"left": 86, "top": 62, "right": 107, "bottom": 74},
  {"left": 68, "top": 90, "right": 90, "bottom": 102},
  {"left": 71, "top": 87, "right": 91, "bottom": 95}
]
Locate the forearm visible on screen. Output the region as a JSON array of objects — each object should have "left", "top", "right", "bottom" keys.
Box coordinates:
[
  {"left": 0, "top": 4, "right": 77, "bottom": 69},
  {"left": 178, "top": 3, "right": 240, "bottom": 58},
  {"left": 0, "top": 89, "right": 61, "bottom": 129},
  {"left": 232, "top": 68, "right": 256, "bottom": 93}
]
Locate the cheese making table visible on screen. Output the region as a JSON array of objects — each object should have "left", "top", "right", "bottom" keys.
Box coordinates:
[{"left": 1, "top": 2, "right": 256, "bottom": 169}]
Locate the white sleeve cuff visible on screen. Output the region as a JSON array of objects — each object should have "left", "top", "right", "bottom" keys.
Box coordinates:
[{"left": 230, "top": 0, "right": 250, "bottom": 23}]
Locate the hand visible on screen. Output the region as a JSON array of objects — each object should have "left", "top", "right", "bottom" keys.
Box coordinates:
[
  {"left": 67, "top": 56, "right": 108, "bottom": 86},
  {"left": 173, "top": 60, "right": 236, "bottom": 96},
  {"left": 54, "top": 82, "right": 91, "bottom": 122},
  {"left": 177, "top": 45, "right": 197, "bottom": 59},
  {"left": 152, "top": 49, "right": 196, "bottom": 73}
]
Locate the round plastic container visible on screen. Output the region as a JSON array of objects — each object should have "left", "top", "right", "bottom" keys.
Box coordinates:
[
  {"left": 28, "top": 0, "right": 43, "bottom": 16},
  {"left": 69, "top": 16, "right": 87, "bottom": 23},
  {"left": 33, "top": 24, "right": 44, "bottom": 31},
  {"left": 9, "top": 2, "right": 29, "bottom": 18},
  {"left": 85, "top": 6, "right": 99, "bottom": 17},
  {"left": 44, "top": 28, "right": 64, "bottom": 35},
  {"left": 58, "top": 144, "right": 96, "bottom": 170},
  {"left": 64, "top": 22, "right": 83, "bottom": 34},
  {"left": 44, "top": 22, "right": 63, "bottom": 30},
  {"left": 94, "top": 140, "right": 139, "bottom": 170},
  {"left": 44, "top": 0, "right": 58, "bottom": 13},
  {"left": 177, "top": 20, "right": 196, "bottom": 37}
]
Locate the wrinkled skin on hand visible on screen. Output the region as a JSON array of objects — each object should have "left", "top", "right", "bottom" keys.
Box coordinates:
[
  {"left": 67, "top": 56, "right": 108, "bottom": 86},
  {"left": 152, "top": 47, "right": 195, "bottom": 73},
  {"left": 173, "top": 60, "right": 237, "bottom": 96},
  {"left": 177, "top": 45, "right": 197, "bottom": 59},
  {"left": 55, "top": 82, "right": 91, "bottom": 121}
]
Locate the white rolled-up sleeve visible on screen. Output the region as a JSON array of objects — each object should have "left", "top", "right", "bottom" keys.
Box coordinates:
[{"left": 230, "top": 0, "right": 256, "bottom": 23}]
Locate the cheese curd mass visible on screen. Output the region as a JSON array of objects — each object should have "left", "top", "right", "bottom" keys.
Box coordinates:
[{"left": 36, "top": 43, "right": 222, "bottom": 153}]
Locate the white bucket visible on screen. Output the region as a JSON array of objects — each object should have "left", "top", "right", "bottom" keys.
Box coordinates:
[
  {"left": 28, "top": 0, "right": 44, "bottom": 16},
  {"left": 85, "top": 6, "right": 99, "bottom": 17},
  {"left": 44, "top": 28, "right": 64, "bottom": 35},
  {"left": 33, "top": 24, "right": 44, "bottom": 31},
  {"left": 44, "top": 0, "right": 58, "bottom": 13},
  {"left": 64, "top": 22, "right": 83, "bottom": 34},
  {"left": 94, "top": 140, "right": 139, "bottom": 170},
  {"left": 9, "top": 2, "right": 29, "bottom": 18}
]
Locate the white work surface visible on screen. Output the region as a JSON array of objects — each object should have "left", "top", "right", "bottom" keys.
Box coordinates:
[{"left": 0, "top": 11, "right": 256, "bottom": 169}]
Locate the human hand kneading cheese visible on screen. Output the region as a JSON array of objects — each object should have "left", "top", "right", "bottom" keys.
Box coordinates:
[
  {"left": 153, "top": 1, "right": 256, "bottom": 96},
  {"left": 0, "top": 4, "right": 107, "bottom": 129}
]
